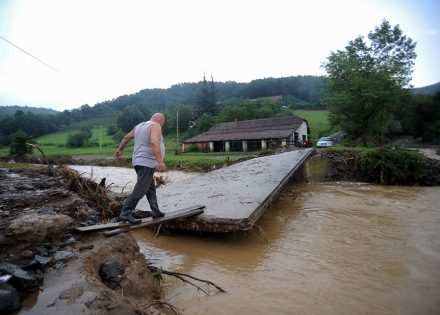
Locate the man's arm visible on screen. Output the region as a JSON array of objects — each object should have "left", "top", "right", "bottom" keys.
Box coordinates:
[
  {"left": 149, "top": 123, "right": 166, "bottom": 172},
  {"left": 114, "top": 129, "right": 135, "bottom": 160}
]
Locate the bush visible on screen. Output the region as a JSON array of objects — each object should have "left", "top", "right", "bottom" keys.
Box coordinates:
[
  {"left": 66, "top": 127, "right": 93, "bottom": 148},
  {"left": 9, "top": 130, "right": 33, "bottom": 157},
  {"left": 358, "top": 146, "right": 427, "bottom": 185},
  {"left": 66, "top": 132, "right": 87, "bottom": 147}
]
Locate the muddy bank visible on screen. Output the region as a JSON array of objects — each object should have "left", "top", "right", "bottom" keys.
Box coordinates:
[
  {"left": 0, "top": 166, "right": 171, "bottom": 314},
  {"left": 22, "top": 233, "right": 164, "bottom": 315}
]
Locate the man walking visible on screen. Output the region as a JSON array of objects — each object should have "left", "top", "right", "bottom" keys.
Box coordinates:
[{"left": 114, "top": 113, "right": 166, "bottom": 224}]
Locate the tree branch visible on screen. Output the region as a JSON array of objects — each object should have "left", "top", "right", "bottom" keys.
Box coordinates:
[{"left": 148, "top": 266, "right": 226, "bottom": 294}]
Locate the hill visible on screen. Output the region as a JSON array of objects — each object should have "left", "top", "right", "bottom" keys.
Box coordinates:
[
  {"left": 412, "top": 82, "right": 440, "bottom": 95},
  {"left": 0, "top": 105, "right": 58, "bottom": 118},
  {"left": 93, "top": 75, "right": 327, "bottom": 113}
]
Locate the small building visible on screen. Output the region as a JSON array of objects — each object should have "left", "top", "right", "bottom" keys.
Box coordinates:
[{"left": 183, "top": 116, "right": 310, "bottom": 152}]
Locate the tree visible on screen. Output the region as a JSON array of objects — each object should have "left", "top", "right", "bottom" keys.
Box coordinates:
[
  {"left": 323, "top": 19, "right": 416, "bottom": 146},
  {"left": 193, "top": 75, "right": 219, "bottom": 119},
  {"left": 402, "top": 92, "right": 440, "bottom": 143},
  {"left": 196, "top": 113, "right": 216, "bottom": 133},
  {"left": 106, "top": 125, "right": 118, "bottom": 136},
  {"left": 9, "top": 130, "right": 33, "bottom": 157},
  {"left": 117, "top": 106, "right": 145, "bottom": 132}
]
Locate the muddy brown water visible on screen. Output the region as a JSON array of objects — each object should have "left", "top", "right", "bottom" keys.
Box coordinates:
[
  {"left": 133, "top": 182, "right": 440, "bottom": 315},
  {"left": 62, "top": 166, "right": 440, "bottom": 314}
]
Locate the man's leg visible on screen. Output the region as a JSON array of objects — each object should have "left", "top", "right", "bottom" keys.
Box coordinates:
[
  {"left": 120, "top": 166, "right": 154, "bottom": 223},
  {"left": 146, "top": 178, "right": 164, "bottom": 219}
]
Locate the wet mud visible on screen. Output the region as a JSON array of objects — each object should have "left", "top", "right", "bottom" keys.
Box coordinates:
[{"left": 0, "top": 166, "right": 171, "bottom": 315}]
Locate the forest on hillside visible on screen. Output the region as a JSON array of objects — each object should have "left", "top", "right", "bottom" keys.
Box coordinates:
[
  {"left": 412, "top": 82, "right": 440, "bottom": 95},
  {"left": 0, "top": 75, "right": 326, "bottom": 145},
  {"left": 1, "top": 73, "right": 440, "bottom": 148},
  {"left": 0, "top": 105, "right": 58, "bottom": 117}
]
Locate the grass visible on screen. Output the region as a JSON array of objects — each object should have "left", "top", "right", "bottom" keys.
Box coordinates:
[{"left": 294, "top": 110, "right": 334, "bottom": 144}]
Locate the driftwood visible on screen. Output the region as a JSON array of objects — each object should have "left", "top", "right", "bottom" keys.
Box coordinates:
[
  {"left": 148, "top": 265, "right": 226, "bottom": 295},
  {"left": 57, "top": 165, "right": 123, "bottom": 221}
]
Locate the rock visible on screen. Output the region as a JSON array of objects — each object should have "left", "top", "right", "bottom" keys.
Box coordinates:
[
  {"left": 0, "top": 282, "right": 21, "bottom": 312},
  {"left": 34, "top": 255, "right": 52, "bottom": 267},
  {"left": 99, "top": 260, "right": 125, "bottom": 289},
  {"left": 52, "top": 261, "right": 66, "bottom": 270},
  {"left": 60, "top": 236, "right": 76, "bottom": 247},
  {"left": 20, "top": 184, "right": 34, "bottom": 190},
  {"left": 52, "top": 250, "right": 77, "bottom": 263},
  {"left": 0, "top": 262, "right": 42, "bottom": 292},
  {"left": 1, "top": 213, "right": 73, "bottom": 253},
  {"left": 20, "top": 255, "right": 52, "bottom": 271},
  {"left": 36, "top": 246, "right": 49, "bottom": 257},
  {"left": 38, "top": 207, "right": 56, "bottom": 215},
  {"left": 77, "top": 208, "right": 87, "bottom": 219},
  {"left": 20, "top": 250, "right": 35, "bottom": 259}
]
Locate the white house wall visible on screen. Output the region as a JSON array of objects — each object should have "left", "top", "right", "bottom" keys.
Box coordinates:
[{"left": 294, "top": 121, "right": 309, "bottom": 140}]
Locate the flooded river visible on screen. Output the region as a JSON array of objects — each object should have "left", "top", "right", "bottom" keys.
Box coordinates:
[{"left": 69, "top": 165, "right": 440, "bottom": 315}]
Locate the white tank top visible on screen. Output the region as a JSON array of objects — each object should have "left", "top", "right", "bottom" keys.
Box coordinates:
[{"left": 132, "top": 121, "right": 165, "bottom": 168}]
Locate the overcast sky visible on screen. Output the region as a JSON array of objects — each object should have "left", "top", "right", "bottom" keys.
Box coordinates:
[{"left": 1, "top": 0, "right": 439, "bottom": 111}]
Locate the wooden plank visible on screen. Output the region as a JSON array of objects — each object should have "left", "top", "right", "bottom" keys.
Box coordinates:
[
  {"left": 103, "top": 206, "right": 205, "bottom": 237},
  {"left": 75, "top": 219, "right": 138, "bottom": 233},
  {"left": 74, "top": 205, "right": 205, "bottom": 233}
]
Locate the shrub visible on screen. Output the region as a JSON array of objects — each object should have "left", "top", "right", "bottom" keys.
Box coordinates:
[{"left": 358, "top": 146, "right": 426, "bottom": 185}]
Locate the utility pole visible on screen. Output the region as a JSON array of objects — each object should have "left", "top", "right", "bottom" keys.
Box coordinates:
[
  {"left": 99, "top": 125, "right": 102, "bottom": 149},
  {"left": 175, "top": 104, "right": 180, "bottom": 155}
]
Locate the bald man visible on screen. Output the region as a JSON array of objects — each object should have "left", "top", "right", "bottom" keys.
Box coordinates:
[{"left": 114, "top": 113, "right": 166, "bottom": 224}]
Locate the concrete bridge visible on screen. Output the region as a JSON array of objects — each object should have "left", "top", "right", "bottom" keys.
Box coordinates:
[{"left": 138, "top": 148, "right": 315, "bottom": 232}]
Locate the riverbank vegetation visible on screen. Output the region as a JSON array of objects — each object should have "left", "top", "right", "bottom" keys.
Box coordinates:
[
  {"left": 358, "top": 146, "right": 427, "bottom": 185},
  {"left": 319, "top": 146, "right": 440, "bottom": 186}
]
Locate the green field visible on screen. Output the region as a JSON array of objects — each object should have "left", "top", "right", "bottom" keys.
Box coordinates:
[
  {"left": 0, "top": 127, "right": 255, "bottom": 170},
  {"left": 294, "top": 110, "right": 333, "bottom": 143},
  {"left": 0, "top": 110, "right": 333, "bottom": 164}
]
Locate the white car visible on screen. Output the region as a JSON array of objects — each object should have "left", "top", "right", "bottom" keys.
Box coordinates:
[{"left": 316, "top": 137, "right": 333, "bottom": 148}]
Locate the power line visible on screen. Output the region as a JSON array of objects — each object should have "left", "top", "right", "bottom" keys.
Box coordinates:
[{"left": 0, "top": 34, "right": 59, "bottom": 73}]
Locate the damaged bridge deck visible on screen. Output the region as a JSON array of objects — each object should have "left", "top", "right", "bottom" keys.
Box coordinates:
[{"left": 138, "top": 148, "right": 315, "bottom": 233}]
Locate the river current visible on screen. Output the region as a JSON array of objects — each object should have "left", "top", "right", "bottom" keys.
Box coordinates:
[{"left": 70, "top": 165, "right": 440, "bottom": 315}]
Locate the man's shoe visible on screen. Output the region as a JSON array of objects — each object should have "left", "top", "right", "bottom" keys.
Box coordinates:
[
  {"left": 152, "top": 211, "right": 165, "bottom": 219},
  {"left": 119, "top": 213, "right": 141, "bottom": 224}
]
